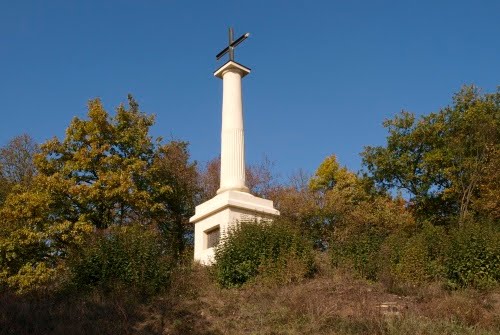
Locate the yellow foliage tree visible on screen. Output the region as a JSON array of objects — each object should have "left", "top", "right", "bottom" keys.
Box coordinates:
[{"left": 0, "top": 95, "right": 197, "bottom": 293}]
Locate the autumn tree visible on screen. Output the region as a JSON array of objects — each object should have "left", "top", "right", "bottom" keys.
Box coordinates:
[
  {"left": 34, "top": 97, "right": 165, "bottom": 229},
  {"left": 269, "top": 169, "right": 321, "bottom": 246},
  {"left": 197, "top": 157, "right": 221, "bottom": 203},
  {"left": 272, "top": 155, "right": 412, "bottom": 250},
  {"left": 0, "top": 186, "right": 93, "bottom": 293},
  {"left": 0, "top": 95, "right": 198, "bottom": 292},
  {"left": 150, "top": 141, "right": 198, "bottom": 258},
  {"left": 0, "top": 134, "right": 38, "bottom": 205},
  {"left": 197, "top": 155, "right": 277, "bottom": 203}
]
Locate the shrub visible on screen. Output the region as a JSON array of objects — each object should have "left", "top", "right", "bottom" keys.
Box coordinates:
[
  {"left": 330, "top": 223, "right": 387, "bottom": 280},
  {"left": 213, "top": 219, "right": 315, "bottom": 288},
  {"left": 68, "top": 224, "right": 172, "bottom": 295},
  {"left": 446, "top": 221, "right": 500, "bottom": 289},
  {"left": 379, "top": 223, "right": 448, "bottom": 289}
]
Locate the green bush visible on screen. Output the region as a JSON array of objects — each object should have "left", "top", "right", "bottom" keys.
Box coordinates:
[
  {"left": 213, "top": 219, "right": 315, "bottom": 288},
  {"left": 446, "top": 222, "right": 500, "bottom": 289},
  {"left": 330, "top": 224, "right": 387, "bottom": 280},
  {"left": 68, "top": 224, "right": 172, "bottom": 295},
  {"left": 379, "top": 223, "right": 448, "bottom": 288}
]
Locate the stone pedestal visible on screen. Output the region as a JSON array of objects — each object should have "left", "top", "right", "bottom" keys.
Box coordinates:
[
  {"left": 190, "top": 60, "right": 279, "bottom": 265},
  {"left": 191, "top": 190, "right": 279, "bottom": 264}
]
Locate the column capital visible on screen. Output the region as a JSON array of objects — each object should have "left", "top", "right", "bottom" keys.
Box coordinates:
[{"left": 214, "top": 61, "right": 251, "bottom": 79}]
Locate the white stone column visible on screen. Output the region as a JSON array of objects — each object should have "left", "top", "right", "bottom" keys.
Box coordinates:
[
  {"left": 215, "top": 61, "right": 251, "bottom": 194},
  {"left": 190, "top": 60, "right": 280, "bottom": 265}
]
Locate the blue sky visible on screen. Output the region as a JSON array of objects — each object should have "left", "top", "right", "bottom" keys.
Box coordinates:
[{"left": 1, "top": 1, "right": 499, "bottom": 179}]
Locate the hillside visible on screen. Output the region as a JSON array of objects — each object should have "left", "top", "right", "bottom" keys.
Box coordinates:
[{"left": 2, "top": 254, "right": 499, "bottom": 335}]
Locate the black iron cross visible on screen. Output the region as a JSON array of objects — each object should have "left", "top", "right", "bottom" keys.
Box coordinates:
[{"left": 216, "top": 27, "right": 250, "bottom": 61}]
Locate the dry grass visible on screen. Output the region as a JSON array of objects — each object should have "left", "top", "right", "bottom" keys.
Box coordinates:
[{"left": 1, "top": 253, "right": 499, "bottom": 334}]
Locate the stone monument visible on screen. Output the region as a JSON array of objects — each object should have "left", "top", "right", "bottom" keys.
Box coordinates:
[{"left": 190, "top": 28, "right": 280, "bottom": 264}]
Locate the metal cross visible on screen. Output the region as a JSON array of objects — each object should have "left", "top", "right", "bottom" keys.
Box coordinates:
[{"left": 216, "top": 27, "right": 250, "bottom": 61}]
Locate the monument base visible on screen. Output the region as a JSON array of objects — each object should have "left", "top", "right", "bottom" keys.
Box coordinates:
[{"left": 190, "top": 190, "right": 280, "bottom": 265}]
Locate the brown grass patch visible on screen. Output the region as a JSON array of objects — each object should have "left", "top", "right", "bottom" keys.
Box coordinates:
[{"left": 1, "top": 253, "right": 499, "bottom": 334}]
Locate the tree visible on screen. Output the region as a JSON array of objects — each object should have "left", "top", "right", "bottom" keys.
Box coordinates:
[
  {"left": 270, "top": 180, "right": 321, "bottom": 247},
  {"left": 361, "top": 110, "right": 451, "bottom": 223},
  {"left": 197, "top": 157, "right": 221, "bottom": 203},
  {"left": 0, "top": 186, "right": 93, "bottom": 293},
  {"left": 309, "top": 154, "right": 366, "bottom": 198},
  {"left": 0, "top": 134, "right": 38, "bottom": 205},
  {"left": 473, "top": 145, "right": 500, "bottom": 221},
  {"left": 362, "top": 85, "right": 499, "bottom": 224},
  {"left": 440, "top": 86, "right": 500, "bottom": 223},
  {"left": 34, "top": 96, "right": 158, "bottom": 229},
  {"left": 150, "top": 141, "right": 198, "bottom": 258},
  {"left": 245, "top": 156, "right": 276, "bottom": 198},
  {"left": 272, "top": 155, "right": 413, "bottom": 250},
  {"left": 0, "top": 95, "right": 198, "bottom": 292},
  {"left": 197, "top": 156, "right": 277, "bottom": 203}
]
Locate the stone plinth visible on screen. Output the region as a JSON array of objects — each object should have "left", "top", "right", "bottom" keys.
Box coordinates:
[{"left": 190, "top": 190, "right": 279, "bottom": 265}]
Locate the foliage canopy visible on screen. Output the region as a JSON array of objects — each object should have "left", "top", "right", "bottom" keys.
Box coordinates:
[
  {"left": 0, "top": 96, "right": 197, "bottom": 292},
  {"left": 362, "top": 85, "right": 500, "bottom": 224}
]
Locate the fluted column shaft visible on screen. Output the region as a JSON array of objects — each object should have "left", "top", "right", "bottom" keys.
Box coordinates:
[{"left": 217, "top": 67, "right": 249, "bottom": 194}]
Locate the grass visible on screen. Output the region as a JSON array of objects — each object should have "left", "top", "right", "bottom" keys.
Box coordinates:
[{"left": 1, "top": 253, "right": 499, "bottom": 334}]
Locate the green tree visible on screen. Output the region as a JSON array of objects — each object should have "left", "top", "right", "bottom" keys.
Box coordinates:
[
  {"left": 440, "top": 86, "right": 500, "bottom": 223},
  {"left": 362, "top": 85, "right": 499, "bottom": 224},
  {"left": 361, "top": 110, "right": 450, "bottom": 223}
]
